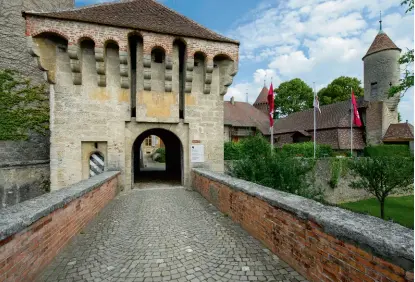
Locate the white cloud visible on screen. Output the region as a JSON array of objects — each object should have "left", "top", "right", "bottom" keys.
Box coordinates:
[{"left": 269, "top": 51, "right": 315, "bottom": 75}]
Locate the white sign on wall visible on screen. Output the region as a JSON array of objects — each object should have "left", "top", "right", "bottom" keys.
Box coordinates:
[{"left": 191, "top": 144, "right": 205, "bottom": 163}]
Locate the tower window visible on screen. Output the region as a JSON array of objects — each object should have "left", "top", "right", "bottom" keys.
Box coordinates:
[
  {"left": 371, "top": 82, "right": 378, "bottom": 97},
  {"left": 153, "top": 49, "right": 164, "bottom": 63}
]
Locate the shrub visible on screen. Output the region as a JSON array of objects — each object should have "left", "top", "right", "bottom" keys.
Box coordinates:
[
  {"left": 279, "top": 142, "right": 333, "bottom": 158},
  {"left": 154, "top": 148, "right": 166, "bottom": 163},
  {"left": 232, "top": 138, "right": 322, "bottom": 201},
  {"left": 329, "top": 157, "right": 348, "bottom": 188},
  {"left": 224, "top": 141, "right": 241, "bottom": 160},
  {"left": 239, "top": 134, "right": 271, "bottom": 160},
  {"left": 364, "top": 144, "right": 410, "bottom": 157},
  {"left": 349, "top": 156, "right": 414, "bottom": 219}
]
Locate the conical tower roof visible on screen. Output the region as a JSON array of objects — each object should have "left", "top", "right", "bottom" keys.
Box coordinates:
[
  {"left": 362, "top": 31, "right": 401, "bottom": 60},
  {"left": 253, "top": 87, "right": 269, "bottom": 105}
]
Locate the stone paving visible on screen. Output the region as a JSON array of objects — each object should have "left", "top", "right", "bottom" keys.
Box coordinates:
[{"left": 37, "top": 184, "right": 307, "bottom": 282}]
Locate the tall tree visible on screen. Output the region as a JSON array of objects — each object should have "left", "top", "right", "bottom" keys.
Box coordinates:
[
  {"left": 389, "top": 0, "right": 414, "bottom": 98},
  {"left": 318, "top": 76, "right": 364, "bottom": 105},
  {"left": 274, "top": 78, "right": 313, "bottom": 116}
]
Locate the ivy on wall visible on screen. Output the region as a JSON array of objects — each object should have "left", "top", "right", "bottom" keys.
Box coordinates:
[
  {"left": 329, "top": 157, "right": 349, "bottom": 188},
  {"left": 0, "top": 69, "right": 49, "bottom": 140}
]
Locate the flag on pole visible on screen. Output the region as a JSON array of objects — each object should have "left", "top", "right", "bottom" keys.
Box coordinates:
[
  {"left": 313, "top": 94, "right": 321, "bottom": 113},
  {"left": 351, "top": 91, "right": 362, "bottom": 127},
  {"left": 267, "top": 83, "right": 274, "bottom": 127}
]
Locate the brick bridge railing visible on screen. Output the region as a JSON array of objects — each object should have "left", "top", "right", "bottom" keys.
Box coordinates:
[
  {"left": 192, "top": 168, "right": 414, "bottom": 282},
  {"left": 0, "top": 171, "right": 121, "bottom": 282}
]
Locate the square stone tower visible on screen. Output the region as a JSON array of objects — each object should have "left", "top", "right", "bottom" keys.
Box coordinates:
[{"left": 23, "top": 0, "right": 239, "bottom": 190}]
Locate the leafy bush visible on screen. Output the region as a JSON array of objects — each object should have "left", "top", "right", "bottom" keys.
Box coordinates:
[
  {"left": 231, "top": 136, "right": 322, "bottom": 201},
  {"left": 364, "top": 144, "right": 410, "bottom": 157},
  {"left": 349, "top": 157, "right": 414, "bottom": 219},
  {"left": 279, "top": 142, "right": 333, "bottom": 158},
  {"left": 238, "top": 134, "right": 271, "bottom": 160},
  {"left": 154, "top": 148, "right": 166, "bottom": 163},
  {"left": 224, "top": 142, "right": 241, "bottom": 160}
]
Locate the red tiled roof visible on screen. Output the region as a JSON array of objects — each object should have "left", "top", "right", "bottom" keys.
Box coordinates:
[
  {"left": 363, "top": 32, "right": 401, "bottom": 59},
  {"left": 253, "top": 87, "right": 269, "bottom": 105},
  {"left": 24, "top": 0, "right": 238, "bottom": 44},
  {"left": 224, "top": 101, "right": 270, "bottom": 134},
  {"left": 271, "top": 97, "right": 366, "bottom": 135},
  {"left": 383, "top": 123, "right": 414, "bottom": 141}
]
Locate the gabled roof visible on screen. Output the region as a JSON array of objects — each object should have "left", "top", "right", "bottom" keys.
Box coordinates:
[
  {"left": 24, "top": 0, "right": 238, "bottom": 44},
  {"left": 224, "top": 101, "right": 269, "bottom": 134},
  {"left": 363, "top": 32, "right": 401, "bottom": 59},
  {"left": 271, "top": 97, "right": 366, "bottom": 135},
  {"left": 253, "top": 87, "right": 269, "bottom": 105},
  {"left": 383, "top": 123, "right": 414, "bottom": 142}
]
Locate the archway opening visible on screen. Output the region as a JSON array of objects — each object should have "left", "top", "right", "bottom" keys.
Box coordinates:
[{"left": 132, "top": 128, "right": 183, "bottom": 185}]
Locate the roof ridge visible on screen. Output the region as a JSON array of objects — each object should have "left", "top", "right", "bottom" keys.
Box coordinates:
[
  {"left": 25, "top": 0, "right": 134, "bottom": 14},
  {"left": 150, "top": 0, "right": 239, "bottom": 44}
]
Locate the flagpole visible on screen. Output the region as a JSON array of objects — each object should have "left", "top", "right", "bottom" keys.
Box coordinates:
[
  {"left": 350, "top": 88, "right": 353, "bottom": 157},
  {"left": 270, "top": 77, "right": 274, "bottom": 154},
  {"left": 313, "top": 82, "right": 316, "bottom": 159}
]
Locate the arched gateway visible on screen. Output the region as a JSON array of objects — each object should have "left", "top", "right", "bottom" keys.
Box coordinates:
[{"left": 132, "top": 129, "right": 183, "bottom": 185}]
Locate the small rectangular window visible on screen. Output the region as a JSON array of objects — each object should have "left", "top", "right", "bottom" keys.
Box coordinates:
[{"left": 371, "top": 82, "right": 378, "bottom": 97}]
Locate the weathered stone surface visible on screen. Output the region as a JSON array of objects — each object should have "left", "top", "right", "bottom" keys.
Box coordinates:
[
  {"left": 0, "top": 171, "right": 120, "bottom": 241},
  {"left": 193, "top": 168, "right": 414, "bottom": 271},
  {"left": 36, "top": 184, "right": 307, "bottom": 282}
]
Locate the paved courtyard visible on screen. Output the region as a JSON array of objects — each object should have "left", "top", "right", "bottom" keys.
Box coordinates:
[{"left": 37, "top": 184, "right": 307, "bottom": 282}]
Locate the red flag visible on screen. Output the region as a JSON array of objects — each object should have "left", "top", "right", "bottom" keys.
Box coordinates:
[
  {"left": 267, "top": 83, "right": 274, "bottom": 127},
  {"left": 351, "top": 91, "right": 362, "bottom": 127}
]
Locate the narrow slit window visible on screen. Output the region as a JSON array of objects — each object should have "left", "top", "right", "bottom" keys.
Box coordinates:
[{"left": 371, "top": 82, "right": 378, "bottom": 97}]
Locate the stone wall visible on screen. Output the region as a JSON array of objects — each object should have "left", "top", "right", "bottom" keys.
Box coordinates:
[
  {"left": 0, "top": 161, "right": 50, "bottom": 208},
  {"left": 25, "top": 15, "right": 239, "bottom": 191},
  {"left": 192, "top": 169, "right": 414, "bottom": 282},
  {"left": 0, "top": 171, "right": 120, "bottom": 282},
  {"left": 0, "top": 0, "right": 75, "bottom": 208}
]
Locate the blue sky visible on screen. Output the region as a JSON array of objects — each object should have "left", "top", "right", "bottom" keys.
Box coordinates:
[{"left": 76, "top": 0, "right": 414, "bottom": 123}]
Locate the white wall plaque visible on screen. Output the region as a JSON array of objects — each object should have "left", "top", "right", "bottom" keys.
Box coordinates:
[{"left": 191, "top": 144, "right": 205, "bottom": 163}]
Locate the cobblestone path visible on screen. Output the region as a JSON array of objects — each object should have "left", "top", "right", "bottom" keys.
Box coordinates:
[{"left": 37, "top": 185, "right": 307, "bottom": 282}]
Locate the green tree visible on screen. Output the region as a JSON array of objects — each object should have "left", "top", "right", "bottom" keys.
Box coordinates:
[
  {"left": 274, "top": 78, "right": 313, "bottom": 116},
  {"left": 349, "top": 157, "right": 414, "bottom": 219},
  {"left": 318, "top": 76, "right": 364, "bottom": 105},
  {"left": 0, "top": 69, "right": 49, "bottom": 140},
  {"left": 389, "top": 0, "right": 414, "bottom": 98}
]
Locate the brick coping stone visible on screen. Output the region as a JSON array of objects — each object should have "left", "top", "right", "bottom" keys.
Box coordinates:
[
  {"left": 0, "top": 171, "right": 120, "bottom": 242},
  {"left": 192, "top": 168, "right": 414, "bottom": 271}
]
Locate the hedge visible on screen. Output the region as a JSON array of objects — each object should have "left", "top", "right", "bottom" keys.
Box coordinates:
[
  {"left": 279, "top": 142, "right": 333, "bottom": 158},
  {"left": 364, "top": 144, "right": 410, "bottom": 157}
]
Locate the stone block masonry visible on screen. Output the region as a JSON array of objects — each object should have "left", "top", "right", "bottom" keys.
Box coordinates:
[
  {"left": 192, "top": 169, "right": 414, "bottom": 282},
  {"left": 0, "top": 171, "right": 120, "bottom": 282}
]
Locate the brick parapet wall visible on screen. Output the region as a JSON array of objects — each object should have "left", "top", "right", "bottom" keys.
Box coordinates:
[
  {"left": 192, "top": 169, "right": 414, "bottom": 282},
  {"left": 0, "top": 171, "right": 120, "bottom": 282},
  {"left": 24, "top": 15, "right": 239, "bottom": 60}
]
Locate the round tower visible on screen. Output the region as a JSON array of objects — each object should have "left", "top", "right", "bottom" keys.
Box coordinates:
[{"left": 362, "top": 22, "right": 401, "bottom": 112}]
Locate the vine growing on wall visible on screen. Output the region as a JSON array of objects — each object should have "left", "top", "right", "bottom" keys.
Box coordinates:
[
  {"left": 329, "top": 158, "right": 349, "bottom": 188},
  {"left": 0, "top": 69, "right": 49, "bottom": 140}
]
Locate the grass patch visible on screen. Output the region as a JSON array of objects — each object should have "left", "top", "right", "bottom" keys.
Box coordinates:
[{"left": 340, "top": 196, "right": 414, "bottom": 229}]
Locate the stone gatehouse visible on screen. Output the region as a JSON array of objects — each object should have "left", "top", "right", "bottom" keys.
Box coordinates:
[{"left": 22, "top": 0, "right": 239, "bottom": 191}]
